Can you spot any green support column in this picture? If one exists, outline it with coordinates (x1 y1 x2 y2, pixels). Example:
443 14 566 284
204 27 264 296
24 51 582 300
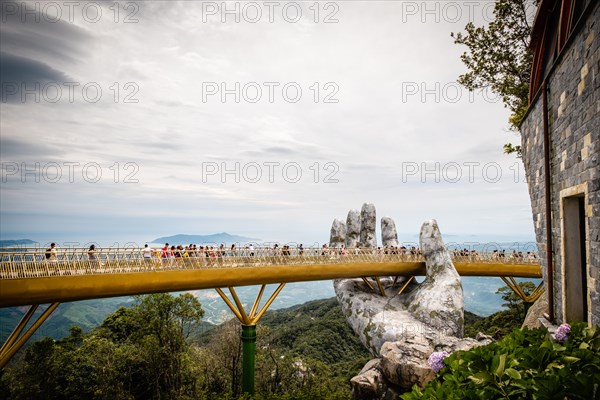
241 324 257 396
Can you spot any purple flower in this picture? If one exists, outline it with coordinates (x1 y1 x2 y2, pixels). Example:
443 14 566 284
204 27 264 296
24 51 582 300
553 323 571 343
428 351 450 373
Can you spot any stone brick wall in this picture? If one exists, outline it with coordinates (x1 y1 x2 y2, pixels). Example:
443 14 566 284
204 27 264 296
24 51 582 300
520 2 599 325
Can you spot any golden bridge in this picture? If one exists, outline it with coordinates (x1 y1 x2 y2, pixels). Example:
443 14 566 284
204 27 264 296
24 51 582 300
0 246 544 392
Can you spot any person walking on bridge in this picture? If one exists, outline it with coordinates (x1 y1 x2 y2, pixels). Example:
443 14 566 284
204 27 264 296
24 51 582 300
49 243 58 263
87 244 99 272
142 244 153 268
161 243 170 267
45 243 58 275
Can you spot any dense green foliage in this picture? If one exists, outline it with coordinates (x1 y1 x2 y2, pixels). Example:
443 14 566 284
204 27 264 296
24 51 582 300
1 290 553 400
451 0 539 154
193 298 371 398
260 298 372 384
1 293 205 400
0 296 367 400
402 323 600 399
464 310 521 339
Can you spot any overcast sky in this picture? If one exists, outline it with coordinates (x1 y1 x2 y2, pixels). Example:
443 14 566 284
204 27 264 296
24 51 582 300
0 0 536 247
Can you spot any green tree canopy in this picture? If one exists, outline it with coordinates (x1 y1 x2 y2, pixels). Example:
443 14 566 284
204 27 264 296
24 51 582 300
451 0 540 154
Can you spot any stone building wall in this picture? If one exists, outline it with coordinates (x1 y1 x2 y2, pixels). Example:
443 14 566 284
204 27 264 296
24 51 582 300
520 2 599 325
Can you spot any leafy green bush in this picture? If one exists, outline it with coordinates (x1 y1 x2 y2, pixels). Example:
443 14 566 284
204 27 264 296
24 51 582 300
402 323 600 400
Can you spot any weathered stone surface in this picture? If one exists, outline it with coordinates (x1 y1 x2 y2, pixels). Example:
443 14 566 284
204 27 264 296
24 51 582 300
350 359 387 400
404 220 464 337
360 203 377 248
346 210 361 249
383 385 403 400
379 333 492 390
380 336 434 389
350 369 386 400
522 295 549 329
335 220 466 353
335 277 423 355
381 217 399 247
475 332 494 342
359 358 382 374
519 2 599 325
335 216 489 392
432 334 492 353
329 218 347 248
336 274 489 356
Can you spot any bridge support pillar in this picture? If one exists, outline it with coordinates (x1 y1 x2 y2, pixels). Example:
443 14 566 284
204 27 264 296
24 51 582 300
500 277 546 306
241 324 257 395
0 302 60 369
215 283 286 397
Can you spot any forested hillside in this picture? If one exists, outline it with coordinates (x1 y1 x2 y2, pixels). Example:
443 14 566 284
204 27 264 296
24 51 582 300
0 295 369 399
0 294 525 399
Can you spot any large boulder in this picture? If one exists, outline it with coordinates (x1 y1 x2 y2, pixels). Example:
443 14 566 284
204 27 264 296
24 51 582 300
380 333 492 390
380 335 435 389
381 217 399 247
350 359 388 400
346 210 361 249
330 219 347 248
360 203 377 248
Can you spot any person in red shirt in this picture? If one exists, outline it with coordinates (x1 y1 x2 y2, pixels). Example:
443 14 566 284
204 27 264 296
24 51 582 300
161 243 170 267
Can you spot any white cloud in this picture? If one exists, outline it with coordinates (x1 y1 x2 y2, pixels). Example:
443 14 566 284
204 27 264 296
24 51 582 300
0 1 535 245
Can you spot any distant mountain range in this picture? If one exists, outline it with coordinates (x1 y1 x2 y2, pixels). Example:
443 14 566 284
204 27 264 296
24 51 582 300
0 297 135 342
0 239 37 247
150 232 260 245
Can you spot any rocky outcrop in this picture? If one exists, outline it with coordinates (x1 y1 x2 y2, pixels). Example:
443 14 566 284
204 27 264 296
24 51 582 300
349 321 492 397
330 219 347 248
380 333 491 390
522 295 548 329
381 217 399 247
360 203 377 248
350 359 388 399
380 335 435 389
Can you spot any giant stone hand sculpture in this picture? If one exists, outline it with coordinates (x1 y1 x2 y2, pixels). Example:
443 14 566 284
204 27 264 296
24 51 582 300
329 204 492 396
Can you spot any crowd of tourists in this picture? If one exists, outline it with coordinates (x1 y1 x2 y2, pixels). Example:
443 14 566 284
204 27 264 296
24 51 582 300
451 248 538 261
319 244 423 257
36 243 538 269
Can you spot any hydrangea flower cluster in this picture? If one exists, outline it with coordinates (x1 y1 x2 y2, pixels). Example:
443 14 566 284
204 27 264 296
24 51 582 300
427 351 450 373
553 323 571 343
